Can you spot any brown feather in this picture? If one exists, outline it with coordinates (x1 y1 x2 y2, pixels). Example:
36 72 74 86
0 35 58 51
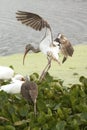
62 57 67 63
21 80 38 116
54 34 74 63
16 11 50 31
56 34 74 57
21 80 38 104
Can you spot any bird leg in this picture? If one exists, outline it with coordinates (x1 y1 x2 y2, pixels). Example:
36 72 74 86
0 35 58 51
44 59 51 75
39 57 52 81
34 100 37 117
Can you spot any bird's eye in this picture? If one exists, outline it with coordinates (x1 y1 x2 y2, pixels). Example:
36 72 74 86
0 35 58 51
58 43 60 46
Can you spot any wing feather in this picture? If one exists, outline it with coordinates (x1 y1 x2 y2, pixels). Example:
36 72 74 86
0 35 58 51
65 42 74 56
16 11 50 31
55 34 74 56
54 34 74 63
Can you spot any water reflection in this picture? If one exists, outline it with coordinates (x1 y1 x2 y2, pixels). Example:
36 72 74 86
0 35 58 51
0 0 87 56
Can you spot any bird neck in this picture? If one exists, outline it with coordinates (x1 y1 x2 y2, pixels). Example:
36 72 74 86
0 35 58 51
31 46 40 53
45 28 52 36
45 28 53 41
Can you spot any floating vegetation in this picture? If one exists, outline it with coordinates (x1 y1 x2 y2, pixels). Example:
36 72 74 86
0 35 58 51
73 72 79 76
0 73 87 130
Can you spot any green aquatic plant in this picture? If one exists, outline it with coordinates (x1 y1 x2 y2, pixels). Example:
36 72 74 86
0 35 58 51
0 73 87 130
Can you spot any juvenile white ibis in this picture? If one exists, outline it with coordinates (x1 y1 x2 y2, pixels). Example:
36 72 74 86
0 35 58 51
16 11 74 80
0 66 14 80
54 33 74 63
21 78 38 116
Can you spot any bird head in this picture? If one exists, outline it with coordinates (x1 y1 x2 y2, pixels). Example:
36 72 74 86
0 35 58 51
23 44 33 65
12 74 25 82
57 33 68 44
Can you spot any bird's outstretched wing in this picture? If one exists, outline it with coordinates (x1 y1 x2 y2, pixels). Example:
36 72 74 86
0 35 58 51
54 33 74 63
16 11 50 31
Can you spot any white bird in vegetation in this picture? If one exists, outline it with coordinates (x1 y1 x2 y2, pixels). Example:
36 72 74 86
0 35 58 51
0 74 25 94
16 11 74 80
0 66 14 80
0 74 38 115
12 74 25 83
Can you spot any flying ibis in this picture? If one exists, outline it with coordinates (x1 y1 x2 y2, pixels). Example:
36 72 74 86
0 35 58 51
16 11 74 80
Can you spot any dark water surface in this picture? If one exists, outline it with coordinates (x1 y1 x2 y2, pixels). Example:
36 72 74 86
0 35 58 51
0 0 87 56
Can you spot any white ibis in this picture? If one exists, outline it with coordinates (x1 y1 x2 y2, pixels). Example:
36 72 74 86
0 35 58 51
0 74 25 94
0 66 14 80
21 78 38 116
16 11 74 80
0 75 38 116
11 74 25 83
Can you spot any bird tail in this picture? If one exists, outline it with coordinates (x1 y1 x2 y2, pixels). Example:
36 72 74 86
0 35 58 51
62 57 67 63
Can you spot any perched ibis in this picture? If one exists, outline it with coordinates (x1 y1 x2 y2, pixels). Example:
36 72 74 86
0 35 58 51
0 74 25 94
12 74 25 83
0 74 38 115
16 11 74 80
21 77 38 116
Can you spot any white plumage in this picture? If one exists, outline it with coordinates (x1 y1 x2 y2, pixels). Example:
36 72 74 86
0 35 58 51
12 74 25 83
39 29 60 62
0 74 25 94
0 81 23 94
16 11 74 80
0 66 14 80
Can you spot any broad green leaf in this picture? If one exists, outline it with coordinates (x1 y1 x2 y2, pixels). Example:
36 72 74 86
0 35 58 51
48 108 52 116
37 112 46 125
57 108 64 119
81 112 87 122
0 126 5 130
5 125 16 130
31 127 40 130
19 105 29 117
14 119 30 126
0 73 87 130
56 121 66 130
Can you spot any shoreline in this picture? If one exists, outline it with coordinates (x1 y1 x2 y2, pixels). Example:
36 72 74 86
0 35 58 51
0 44 87 86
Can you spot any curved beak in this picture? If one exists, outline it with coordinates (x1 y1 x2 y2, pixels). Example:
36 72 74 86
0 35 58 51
23 48 30 65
